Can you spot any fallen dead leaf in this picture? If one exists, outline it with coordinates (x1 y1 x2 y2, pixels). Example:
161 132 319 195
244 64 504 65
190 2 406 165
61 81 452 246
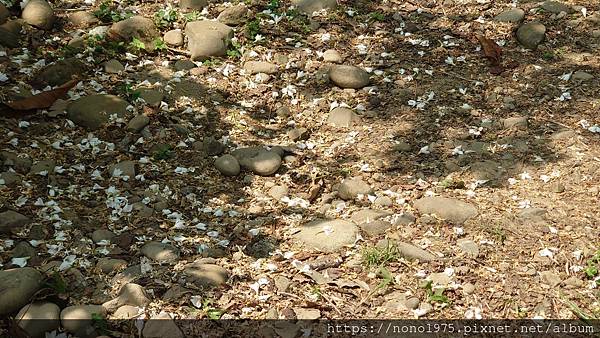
5 78 79 111
476 34 502 67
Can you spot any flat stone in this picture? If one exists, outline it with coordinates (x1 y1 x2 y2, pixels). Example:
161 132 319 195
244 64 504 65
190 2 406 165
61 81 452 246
138 89 164 107
337 177 372 200
572 71 594 81
494 8 525 22
541 1 573 14
102 283 150 312
394 241 436 261
33 58 85 88
164 29 184 46
293 307 320 319
215 154 240 176
350 209 392 224
413 196 478 224
91 229 115 243
327 107 360 127
516 22 546 49
463 283 476 294
69 11 98 27
107 16 159 47
292 0 337 14
518 207 547 222
217 4 249 25
112 305 141 319
503 116 528 129
174 59 196 71
185 20 233 61
16 302 61 338
112 264 143 285
562 276 583 288
60 305 106 338
231 147 282 176
457 239 480 256
179 0 207 11
323 49 343 63
109 160 135 179
391 212 416 225
274 276 291 293
22 0 55 30
67 94 129 130
96 258 127 274
142 312 183 338
0 210 31 234
359 220 392 237
0 268 42 316
183 263 229 287
244 61 278 74
0 4 8 25
329 65 370 89
293 219 358 252
141 241 180 264
103 59 124 73
373 196 393 206
540 271 561 287
429 272 452 286
0 26 20 48
29 159 55 175
269 185 288 200
12 241 36 259
127 114 150 132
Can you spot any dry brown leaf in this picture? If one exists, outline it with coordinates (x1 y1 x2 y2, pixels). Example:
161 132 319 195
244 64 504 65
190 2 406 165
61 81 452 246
5 78 80 111
476 34 502 66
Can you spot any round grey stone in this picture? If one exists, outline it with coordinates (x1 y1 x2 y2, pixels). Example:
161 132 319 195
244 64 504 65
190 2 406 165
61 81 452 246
217 4 249 25
329 65 370 89
327 107 360 127
493 8 525 22
516 22 546 49
323 49 343 63
183 263 229 287
337 178 372 200
0 268 43 315
69 11 98 27
60 305 106 337
164 29 184 46
103 59 124 73
215 154 240 176
16 302 61 338
22 0 55 30
67 94 129 130
126 114 150 132
293 219 358 252
140 241 180 263
243 61 278 74
179 0 207 11
102 283 150 312
0 210 31 234
413 196 478 224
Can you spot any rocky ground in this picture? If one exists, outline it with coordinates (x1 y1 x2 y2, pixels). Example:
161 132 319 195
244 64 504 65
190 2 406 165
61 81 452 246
1 0 600 336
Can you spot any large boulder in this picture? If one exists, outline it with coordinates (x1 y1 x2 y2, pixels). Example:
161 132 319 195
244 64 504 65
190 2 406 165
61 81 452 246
185 20 233 61
67 94 129 129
